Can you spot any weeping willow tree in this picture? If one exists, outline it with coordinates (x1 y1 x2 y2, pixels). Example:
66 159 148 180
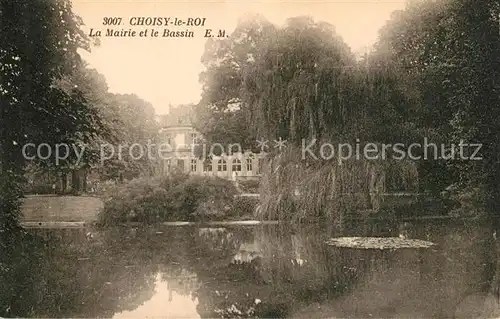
238 17 419 223
195 13 276 151
241 17 359 143
196 14 423 223
257 146 418 224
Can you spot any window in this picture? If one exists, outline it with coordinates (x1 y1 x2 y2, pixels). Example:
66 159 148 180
217 159 227 171
165 134 172 146
232 159 242 172
246 158 253 172
190 132 198 145
203 160 212 171
191 159 197 172
166 159 171 173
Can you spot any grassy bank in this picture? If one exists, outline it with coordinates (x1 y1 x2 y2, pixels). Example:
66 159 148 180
98 173 259 226
21 195 103 222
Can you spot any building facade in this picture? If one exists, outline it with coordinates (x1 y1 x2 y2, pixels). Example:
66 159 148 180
158 105 265 181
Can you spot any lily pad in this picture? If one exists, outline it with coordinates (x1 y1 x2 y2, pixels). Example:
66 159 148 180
325 237 435 249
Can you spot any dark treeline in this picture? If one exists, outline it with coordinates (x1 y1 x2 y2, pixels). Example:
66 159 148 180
195 2 500 223
0 0 158 245
1 0 500 241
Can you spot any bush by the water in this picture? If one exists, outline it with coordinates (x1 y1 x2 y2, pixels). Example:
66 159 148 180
237 179 261 193
98 173 251 225
230 196 260 220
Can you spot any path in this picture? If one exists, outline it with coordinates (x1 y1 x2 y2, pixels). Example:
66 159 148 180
21 195 103 226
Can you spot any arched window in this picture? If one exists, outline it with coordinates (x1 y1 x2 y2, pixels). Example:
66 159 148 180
217 159 227 171
232 159 242 172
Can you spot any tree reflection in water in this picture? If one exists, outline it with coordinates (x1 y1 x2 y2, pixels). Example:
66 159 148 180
1 221 500 318
0 227 157 318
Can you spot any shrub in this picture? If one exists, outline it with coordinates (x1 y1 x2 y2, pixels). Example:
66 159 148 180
24 184 55 195
98 173 239 225
0 170 24 248
168 175 238 221
447 186 486 217
238 179 261 193
227 196 260 220
98 176 166 225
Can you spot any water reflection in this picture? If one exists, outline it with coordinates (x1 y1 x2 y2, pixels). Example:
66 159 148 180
113 273 200 319
1 220 500 318
233 238 262 264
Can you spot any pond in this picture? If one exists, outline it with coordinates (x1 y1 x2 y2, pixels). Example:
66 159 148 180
2 219 500 318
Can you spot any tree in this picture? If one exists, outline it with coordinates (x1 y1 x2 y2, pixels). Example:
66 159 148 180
99 93 158 181
32 66 118 194
242 16 357 144
373 0 500 208
195 13 276 150
48 66 159 187
0 0 104 241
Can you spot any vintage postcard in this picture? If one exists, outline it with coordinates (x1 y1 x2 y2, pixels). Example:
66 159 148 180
1 0 500 318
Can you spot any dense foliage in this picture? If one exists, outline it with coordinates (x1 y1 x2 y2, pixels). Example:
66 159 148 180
0 0 100 243
196 1 500 223
238 179 261 193
2 0 500 235
98 174 249 225
0 0 160 242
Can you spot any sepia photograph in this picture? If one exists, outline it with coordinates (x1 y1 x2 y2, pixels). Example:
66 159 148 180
1 0 500 317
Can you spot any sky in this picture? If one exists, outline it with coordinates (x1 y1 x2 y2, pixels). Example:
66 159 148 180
72 0 407 115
